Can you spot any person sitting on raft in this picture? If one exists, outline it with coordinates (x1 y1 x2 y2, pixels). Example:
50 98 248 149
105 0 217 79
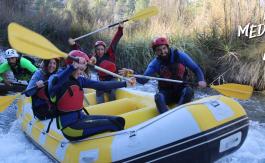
48 50 136 141
119 37 207 114
25 58 60 120
0 49 37 85
69 24 124 104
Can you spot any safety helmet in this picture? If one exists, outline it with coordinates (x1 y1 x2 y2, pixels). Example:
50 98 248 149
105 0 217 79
5 49 19 58
65 50 90 65
151 37 169 49
94 41 106 48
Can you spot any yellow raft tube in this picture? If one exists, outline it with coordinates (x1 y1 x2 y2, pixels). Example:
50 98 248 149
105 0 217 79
16 88 249 163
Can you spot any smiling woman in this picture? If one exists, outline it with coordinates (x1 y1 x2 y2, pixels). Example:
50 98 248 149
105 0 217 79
47 50 136 141
24 58 59 120
42 59 59 75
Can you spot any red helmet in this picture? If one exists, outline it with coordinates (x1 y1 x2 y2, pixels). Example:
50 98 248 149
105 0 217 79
151 37 169 49
65 50 90 65
95 41 106 48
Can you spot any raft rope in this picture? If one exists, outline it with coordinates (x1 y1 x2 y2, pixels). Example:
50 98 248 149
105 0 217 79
210 68 231 85
23 95 226 144
68 96 223 143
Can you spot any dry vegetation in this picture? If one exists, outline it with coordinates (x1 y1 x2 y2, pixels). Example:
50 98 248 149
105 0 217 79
1 0 265 89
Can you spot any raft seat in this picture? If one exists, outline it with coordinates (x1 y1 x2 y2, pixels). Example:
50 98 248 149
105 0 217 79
85 97 148 116
120 105 158 129
118 100 183 129
84 90 130 107
83 89 157 128
84 92 96 106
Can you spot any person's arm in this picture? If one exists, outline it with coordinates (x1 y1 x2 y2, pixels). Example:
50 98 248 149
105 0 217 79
71 43 81 50
178 51 205 81
68 38 81 50
48 65 75 98
20 57 37 73
107 26 123 62
68 38 89 53
79 77 126 91
0 62 11 74
25 70 43 96
137 59 159 84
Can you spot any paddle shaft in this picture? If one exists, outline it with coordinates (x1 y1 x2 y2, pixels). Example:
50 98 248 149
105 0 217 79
20 57 129 94
0 82 28 87
3 66 203 95
73 19 128 41
72 6 158 41
21 81 48 95
87 63 130 82
132 74 196 85
9 81 28 86
133 75 252 100
0 83 27 92
67 56 129 81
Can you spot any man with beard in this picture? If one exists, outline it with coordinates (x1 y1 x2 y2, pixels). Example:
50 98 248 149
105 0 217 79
0 49 37 85
119 37 207 114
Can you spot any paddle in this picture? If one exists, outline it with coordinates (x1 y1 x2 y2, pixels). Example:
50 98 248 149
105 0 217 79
72 6 159 41
8 22 74 60
8 22 130 81
0 95 19 112
131 74 195 85
211 84 253 100
0 82 27 92
129 74 253 100
1 22 132 112
0 82 44 112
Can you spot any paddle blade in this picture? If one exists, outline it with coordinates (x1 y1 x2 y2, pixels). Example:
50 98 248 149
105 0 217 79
8 22 67 59
130 6 159 21
0 95 19 112
211 83 253 100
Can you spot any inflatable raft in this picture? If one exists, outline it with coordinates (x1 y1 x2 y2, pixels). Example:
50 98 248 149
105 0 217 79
16 88 249 163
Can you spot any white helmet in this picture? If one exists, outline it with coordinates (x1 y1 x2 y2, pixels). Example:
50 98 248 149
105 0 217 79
5 49 19 58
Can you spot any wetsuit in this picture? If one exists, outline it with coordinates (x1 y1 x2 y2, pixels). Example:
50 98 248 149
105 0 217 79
48 65 127 141
137 48 205 113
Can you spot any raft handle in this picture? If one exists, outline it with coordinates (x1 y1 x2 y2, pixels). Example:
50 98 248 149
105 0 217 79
210 100 220 107
41 130 46 135
129 130 136 137
60 142 67 148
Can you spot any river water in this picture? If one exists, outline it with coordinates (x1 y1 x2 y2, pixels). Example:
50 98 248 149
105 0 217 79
0 82 264 163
